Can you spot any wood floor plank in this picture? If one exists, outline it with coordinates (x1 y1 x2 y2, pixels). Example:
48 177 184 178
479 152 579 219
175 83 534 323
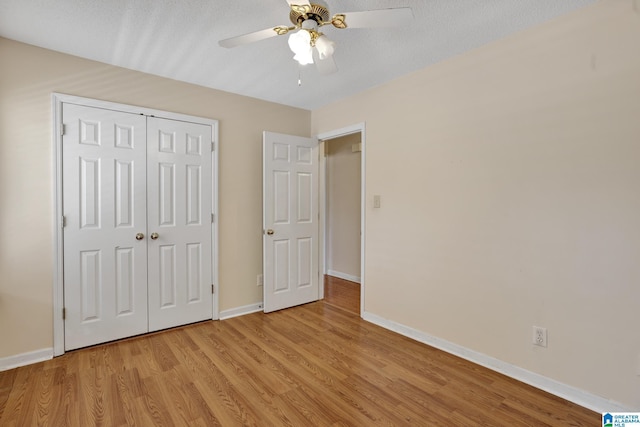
0 299 599 426
0 368 15 419
32 367 58 427
3 365 44 427
137 375 180 427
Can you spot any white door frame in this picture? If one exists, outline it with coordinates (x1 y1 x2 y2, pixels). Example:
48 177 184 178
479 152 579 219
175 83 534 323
51 93 219 356
317 123 366 317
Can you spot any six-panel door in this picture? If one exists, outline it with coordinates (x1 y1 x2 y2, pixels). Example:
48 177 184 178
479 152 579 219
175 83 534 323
263 131 319 313
63 104 149 350
147 117 213 331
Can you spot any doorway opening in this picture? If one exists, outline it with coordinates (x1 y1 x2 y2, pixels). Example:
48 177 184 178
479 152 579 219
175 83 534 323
318 123 365 317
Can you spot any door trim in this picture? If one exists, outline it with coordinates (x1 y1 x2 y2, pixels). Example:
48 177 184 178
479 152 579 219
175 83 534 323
317 123 366 317
51 93 219 356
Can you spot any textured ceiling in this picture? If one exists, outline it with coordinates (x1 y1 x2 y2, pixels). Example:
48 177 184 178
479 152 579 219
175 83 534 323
0 0 596 110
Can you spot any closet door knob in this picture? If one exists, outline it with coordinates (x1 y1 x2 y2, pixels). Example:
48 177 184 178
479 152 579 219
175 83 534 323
150 232 159 240
135 233 144 240
266 229 274 235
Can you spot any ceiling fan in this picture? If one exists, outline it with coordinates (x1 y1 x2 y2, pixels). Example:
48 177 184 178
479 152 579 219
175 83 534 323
218 0 413 75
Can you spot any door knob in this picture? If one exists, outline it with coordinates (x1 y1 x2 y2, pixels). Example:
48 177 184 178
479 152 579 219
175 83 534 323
266 229 274 235
150 232 159 240
135 233 144 240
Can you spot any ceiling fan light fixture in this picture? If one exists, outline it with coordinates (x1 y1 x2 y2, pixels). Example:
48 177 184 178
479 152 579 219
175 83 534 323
288 30 314 65
219 2 413 76
315 34 335 60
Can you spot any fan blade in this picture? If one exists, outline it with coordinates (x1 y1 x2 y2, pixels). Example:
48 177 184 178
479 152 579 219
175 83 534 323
219 27 281 48
286 0 311 14
287 0 311 15
333 7 413 29
312 49 338 75
285 0 311 7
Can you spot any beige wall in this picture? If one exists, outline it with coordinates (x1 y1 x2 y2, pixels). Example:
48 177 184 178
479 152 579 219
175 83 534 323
312 1 640 409
326 133 361 279
0 37 310 359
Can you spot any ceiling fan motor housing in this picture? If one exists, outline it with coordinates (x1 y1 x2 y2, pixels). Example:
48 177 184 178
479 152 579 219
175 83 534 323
289 2 330 26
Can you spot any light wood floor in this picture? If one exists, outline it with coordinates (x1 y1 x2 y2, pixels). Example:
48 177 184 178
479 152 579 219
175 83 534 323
323 274 361 315
1 292 597 426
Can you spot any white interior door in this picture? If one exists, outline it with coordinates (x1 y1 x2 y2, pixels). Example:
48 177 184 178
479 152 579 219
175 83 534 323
147 117 213 331
63 104 148 350
263 131 319 313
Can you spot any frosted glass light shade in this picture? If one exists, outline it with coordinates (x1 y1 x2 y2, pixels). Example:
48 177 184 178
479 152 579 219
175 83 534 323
315 35 335 60
288 30 314 65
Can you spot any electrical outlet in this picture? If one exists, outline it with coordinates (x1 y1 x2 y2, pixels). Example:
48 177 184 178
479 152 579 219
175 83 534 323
257 274 263 287
532 326 547 347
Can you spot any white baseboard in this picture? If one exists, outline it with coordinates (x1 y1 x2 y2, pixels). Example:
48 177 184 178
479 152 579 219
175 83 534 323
0 348 53 372
362 311 630 413
219 302 264 320
327 270 361 284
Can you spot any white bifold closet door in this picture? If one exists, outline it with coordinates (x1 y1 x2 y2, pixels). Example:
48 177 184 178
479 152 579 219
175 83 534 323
62 104 212 351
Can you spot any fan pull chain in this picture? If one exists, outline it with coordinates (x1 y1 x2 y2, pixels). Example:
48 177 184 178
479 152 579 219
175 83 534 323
298 69 302 87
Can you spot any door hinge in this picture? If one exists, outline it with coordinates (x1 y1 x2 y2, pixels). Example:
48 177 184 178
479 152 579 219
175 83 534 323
211 141 215 152
211 284 215 294
62 308 66 320
60 124 66 136
61 215 66 228
211 213 215 223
